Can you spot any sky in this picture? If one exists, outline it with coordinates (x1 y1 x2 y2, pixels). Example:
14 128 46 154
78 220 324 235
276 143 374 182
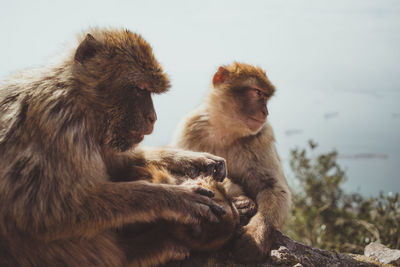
1 0 399 196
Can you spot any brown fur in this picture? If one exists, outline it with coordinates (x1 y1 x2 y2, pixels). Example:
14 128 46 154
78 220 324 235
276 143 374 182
118 172 240 263
0 28 228 267
172 176 239 251
173 62 292 262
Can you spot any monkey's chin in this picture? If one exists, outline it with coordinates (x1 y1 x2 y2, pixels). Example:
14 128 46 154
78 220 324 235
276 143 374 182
246 118 265 133
129 131 145 144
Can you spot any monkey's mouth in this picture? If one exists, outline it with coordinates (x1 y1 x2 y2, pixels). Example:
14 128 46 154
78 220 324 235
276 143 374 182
249 117 265 124
246 117 265 131
129 130 145 143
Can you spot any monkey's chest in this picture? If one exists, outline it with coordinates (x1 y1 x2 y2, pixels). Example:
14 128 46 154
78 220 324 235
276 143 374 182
212 145 256 179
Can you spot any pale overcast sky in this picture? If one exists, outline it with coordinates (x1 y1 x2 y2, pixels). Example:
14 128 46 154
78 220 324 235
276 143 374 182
1 0 399 196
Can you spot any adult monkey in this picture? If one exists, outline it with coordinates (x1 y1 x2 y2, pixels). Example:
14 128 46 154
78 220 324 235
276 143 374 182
0 28 228 267
174 62 291 262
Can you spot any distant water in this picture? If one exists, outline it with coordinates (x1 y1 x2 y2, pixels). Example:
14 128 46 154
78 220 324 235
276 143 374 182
270 86 400 197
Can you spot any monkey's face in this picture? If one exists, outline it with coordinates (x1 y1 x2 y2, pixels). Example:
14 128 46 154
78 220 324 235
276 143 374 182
233 87 269 133
105 85 157 151
212 63 275 135
72 30 170 151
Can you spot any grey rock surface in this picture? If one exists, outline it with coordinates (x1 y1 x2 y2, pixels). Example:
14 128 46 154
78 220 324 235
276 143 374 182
364 242 400 265
164 229 377 267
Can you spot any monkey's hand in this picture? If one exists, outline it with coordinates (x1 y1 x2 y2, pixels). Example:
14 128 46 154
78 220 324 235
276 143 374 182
231 195 257 226
168 151 227 182
232 219 273 262
142 148 227 182
164 183 227 225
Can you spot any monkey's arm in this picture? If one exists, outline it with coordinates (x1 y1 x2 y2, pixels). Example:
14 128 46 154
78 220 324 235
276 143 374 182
233 180 290 260
6 180 225 241
134 146 227 182
233 145 291 261
104 147 226 183
241 170 291 228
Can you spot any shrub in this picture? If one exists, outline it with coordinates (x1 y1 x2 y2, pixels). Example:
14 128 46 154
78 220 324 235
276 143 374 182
284 141 400 254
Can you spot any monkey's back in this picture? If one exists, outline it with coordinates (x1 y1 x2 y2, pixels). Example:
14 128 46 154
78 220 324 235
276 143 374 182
0 58 121 267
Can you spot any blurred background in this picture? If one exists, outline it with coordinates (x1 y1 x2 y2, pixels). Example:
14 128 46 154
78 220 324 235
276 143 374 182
1 0 399 254
1 2 399 198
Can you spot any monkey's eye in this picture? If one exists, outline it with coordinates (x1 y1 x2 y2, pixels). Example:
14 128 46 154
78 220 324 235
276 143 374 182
255 89 262 97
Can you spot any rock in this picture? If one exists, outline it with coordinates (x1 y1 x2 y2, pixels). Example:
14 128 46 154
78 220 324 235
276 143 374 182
270 246 299 265
364 242 400 265
164 229 377 267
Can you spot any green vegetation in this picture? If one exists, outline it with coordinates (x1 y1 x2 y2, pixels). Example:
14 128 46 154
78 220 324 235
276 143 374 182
283 141 400 254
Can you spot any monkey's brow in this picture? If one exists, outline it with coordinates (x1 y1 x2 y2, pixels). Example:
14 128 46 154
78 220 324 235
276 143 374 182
232 85 253 92
254 87 273 98
249 86 269 97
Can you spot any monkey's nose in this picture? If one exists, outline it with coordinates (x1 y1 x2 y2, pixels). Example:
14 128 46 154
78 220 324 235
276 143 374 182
262 106 269 118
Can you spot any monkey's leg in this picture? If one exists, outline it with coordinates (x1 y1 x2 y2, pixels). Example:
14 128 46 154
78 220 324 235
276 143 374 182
232 184 290 262
138 147 227 182
119 224 190 267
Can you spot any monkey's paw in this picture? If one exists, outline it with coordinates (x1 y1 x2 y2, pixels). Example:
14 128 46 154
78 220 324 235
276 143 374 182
231 195 257 225
169 183 227 224
232 225 271 262
174 152 227 182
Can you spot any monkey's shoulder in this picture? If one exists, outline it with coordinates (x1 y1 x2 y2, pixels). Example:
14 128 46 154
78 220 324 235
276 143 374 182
174 106 214 150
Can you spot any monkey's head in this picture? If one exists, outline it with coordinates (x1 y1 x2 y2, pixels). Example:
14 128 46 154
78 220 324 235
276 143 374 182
72 28 170 151
208 62 275 137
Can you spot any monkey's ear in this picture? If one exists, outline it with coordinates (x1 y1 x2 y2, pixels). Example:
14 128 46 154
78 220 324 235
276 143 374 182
74 34 102 63
212 66 229 86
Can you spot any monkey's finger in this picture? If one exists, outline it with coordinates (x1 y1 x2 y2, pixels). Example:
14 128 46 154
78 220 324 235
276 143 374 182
194 195 227 220
193 186 215 198
197 204 220 223
232 196 250 207
233 199 249 209
206 160 227 182
209 202 227 218
213 161 227 182
236 202 256 211
237 207 257 217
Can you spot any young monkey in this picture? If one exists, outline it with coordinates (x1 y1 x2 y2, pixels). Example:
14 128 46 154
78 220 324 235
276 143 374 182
173 62 291 262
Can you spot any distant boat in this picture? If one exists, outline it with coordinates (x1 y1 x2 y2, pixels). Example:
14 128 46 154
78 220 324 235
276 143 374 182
324 112 339 120
339 153 388 160
285 129 303 136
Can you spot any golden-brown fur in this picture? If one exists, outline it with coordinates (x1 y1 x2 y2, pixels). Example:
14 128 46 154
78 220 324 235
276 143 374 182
172 176 239 251
0 28 228 267
173 62 292 262
119 172 240 265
